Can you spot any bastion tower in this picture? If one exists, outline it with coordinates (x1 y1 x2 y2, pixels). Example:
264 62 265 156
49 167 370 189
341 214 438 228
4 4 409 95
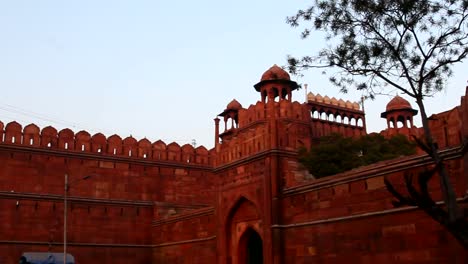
212 65 367 263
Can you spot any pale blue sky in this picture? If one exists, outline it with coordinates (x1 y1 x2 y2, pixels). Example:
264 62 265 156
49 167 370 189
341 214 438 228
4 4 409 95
0 1 466 148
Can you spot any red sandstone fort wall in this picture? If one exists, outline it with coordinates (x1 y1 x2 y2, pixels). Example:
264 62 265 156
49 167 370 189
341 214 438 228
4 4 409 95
215 157 270 264
280 154 315 188
462 87 468 198
152 207 216 263
217 97 366 167
218 100 311 165
0 121 216 203
280 210 466 263
0 121 213 166
0 84 466 264
0 122 216 263
278 148 467 263
428 106 463 150
0 197 153 264
462 87 468 137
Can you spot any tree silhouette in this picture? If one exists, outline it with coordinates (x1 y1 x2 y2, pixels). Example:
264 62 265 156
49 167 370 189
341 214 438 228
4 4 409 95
287 0 468 247
299 133 416 177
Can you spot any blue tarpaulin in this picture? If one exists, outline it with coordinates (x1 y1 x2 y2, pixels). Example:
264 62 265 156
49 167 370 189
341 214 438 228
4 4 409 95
21 252 75 264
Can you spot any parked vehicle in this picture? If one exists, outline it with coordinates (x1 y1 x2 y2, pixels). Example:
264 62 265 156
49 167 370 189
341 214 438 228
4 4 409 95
19 253 74 264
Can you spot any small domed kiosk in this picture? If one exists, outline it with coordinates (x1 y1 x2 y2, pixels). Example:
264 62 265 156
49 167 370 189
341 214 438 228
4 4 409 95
218 99 243 131
381 95 418 129
254 65 299 103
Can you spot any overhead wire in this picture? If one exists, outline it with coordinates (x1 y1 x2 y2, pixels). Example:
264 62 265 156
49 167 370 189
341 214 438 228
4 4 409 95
0 102 83 128
0 102 197 145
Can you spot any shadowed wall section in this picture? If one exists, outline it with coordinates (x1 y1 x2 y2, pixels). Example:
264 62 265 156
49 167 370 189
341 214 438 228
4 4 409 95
0 124 215 263
0 69 466 263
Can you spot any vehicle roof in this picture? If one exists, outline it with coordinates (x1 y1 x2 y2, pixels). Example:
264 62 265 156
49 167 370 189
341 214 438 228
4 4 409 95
22 252 74 264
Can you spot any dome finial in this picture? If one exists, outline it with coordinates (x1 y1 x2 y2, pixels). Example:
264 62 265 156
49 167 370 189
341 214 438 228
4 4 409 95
226 99 242 111
386 95 412 111
260 65 291 82
253 64 299 92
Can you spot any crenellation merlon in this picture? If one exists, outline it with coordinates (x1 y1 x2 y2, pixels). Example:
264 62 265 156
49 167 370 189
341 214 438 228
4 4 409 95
0 120 213 165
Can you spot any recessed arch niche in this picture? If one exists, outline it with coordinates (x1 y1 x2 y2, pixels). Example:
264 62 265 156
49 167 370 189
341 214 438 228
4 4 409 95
225 196 262 264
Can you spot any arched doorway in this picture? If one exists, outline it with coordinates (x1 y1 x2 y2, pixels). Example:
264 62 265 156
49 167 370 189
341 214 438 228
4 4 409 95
239 228 263 264
246 231 263 263
224 196 263 264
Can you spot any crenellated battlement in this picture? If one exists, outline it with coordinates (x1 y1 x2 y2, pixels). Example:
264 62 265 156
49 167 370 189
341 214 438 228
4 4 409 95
0 65 466 263
306 92 366 136
237 101 266 128
307 92 360 110
237 100 311 127
0 120 213 166
215 88 368 165
220 100 311 136
215 99 314 165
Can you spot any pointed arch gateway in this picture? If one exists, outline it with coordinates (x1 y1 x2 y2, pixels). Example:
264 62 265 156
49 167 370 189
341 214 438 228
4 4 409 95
238 228 264 264
225 196 263 264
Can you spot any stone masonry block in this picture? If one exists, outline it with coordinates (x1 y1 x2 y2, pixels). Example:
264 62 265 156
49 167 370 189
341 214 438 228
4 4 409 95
350 181 366 193
366 176 385 190
333 184 349 196
382 223 416 237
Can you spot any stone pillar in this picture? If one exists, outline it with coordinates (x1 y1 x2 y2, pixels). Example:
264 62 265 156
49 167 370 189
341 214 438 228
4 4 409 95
214 118 220 152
